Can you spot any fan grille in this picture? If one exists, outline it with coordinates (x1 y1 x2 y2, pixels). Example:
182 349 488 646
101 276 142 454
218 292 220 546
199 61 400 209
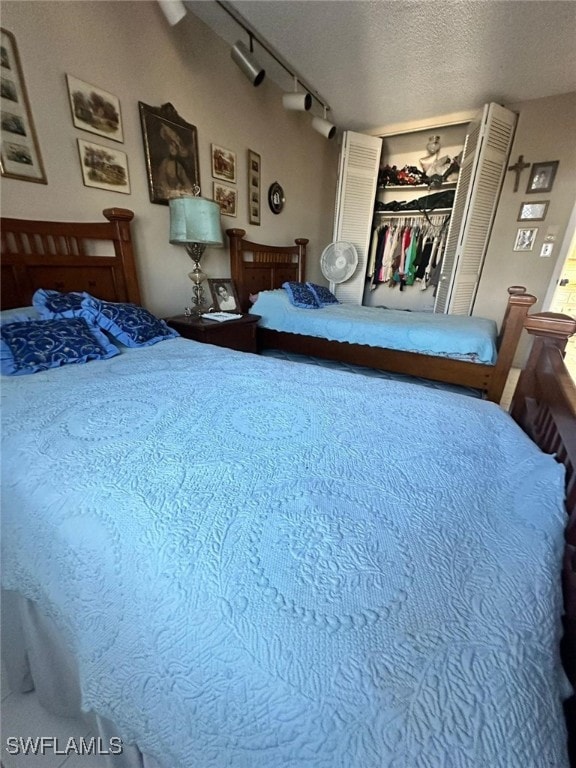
320 242 358 284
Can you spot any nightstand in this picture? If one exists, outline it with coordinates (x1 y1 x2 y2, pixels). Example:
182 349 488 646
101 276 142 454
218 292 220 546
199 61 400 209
166 314 261 353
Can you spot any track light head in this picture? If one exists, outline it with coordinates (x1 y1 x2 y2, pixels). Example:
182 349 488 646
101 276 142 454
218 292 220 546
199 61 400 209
158 0 187 26
312 115 336 140
282 92 312 112
231 40 266 87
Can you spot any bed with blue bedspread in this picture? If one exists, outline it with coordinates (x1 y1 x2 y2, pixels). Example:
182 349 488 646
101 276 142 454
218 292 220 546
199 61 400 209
228 228 537 403
2 210 575 768
251 287 499 362
0 335 572 767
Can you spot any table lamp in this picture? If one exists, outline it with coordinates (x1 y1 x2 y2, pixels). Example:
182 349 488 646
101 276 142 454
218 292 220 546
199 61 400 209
169 194 224 316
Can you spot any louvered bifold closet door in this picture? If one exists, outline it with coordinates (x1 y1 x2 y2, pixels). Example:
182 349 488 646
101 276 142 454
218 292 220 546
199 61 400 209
434 102 517 315
332 131 382 303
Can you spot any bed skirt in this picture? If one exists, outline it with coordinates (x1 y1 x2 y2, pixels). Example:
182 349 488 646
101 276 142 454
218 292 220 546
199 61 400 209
1 589 162 768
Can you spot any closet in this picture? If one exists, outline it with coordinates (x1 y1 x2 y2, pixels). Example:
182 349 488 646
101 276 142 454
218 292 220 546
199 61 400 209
332 102 518 316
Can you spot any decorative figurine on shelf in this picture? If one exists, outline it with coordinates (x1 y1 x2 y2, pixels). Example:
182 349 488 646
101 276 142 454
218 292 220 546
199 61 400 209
419 133 462 188
426 135 441 155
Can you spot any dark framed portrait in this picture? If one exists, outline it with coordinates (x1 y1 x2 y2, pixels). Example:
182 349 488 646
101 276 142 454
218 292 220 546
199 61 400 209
208 279 240 313
526 161 559 194
138 101 200 205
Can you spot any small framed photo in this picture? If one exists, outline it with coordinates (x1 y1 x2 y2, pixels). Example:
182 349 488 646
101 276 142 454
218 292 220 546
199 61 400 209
66 75 123 143
211 144 236 183
0 27 47 184
77 138 130 194
526 161 558 194
213 181 237 217
513 227 538 252
518 200 549 222
208 279 240 313
248 149 261 225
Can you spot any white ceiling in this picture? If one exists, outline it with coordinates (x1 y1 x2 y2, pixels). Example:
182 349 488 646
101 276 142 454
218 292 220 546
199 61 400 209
185 0 576 133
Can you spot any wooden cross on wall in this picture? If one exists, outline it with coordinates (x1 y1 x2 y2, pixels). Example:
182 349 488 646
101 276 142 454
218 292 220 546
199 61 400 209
507 155 530 192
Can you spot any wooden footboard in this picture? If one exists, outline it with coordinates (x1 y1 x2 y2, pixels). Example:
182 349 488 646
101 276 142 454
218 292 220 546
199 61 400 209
228 229 536 403
259 283 536 403
510 312 576 757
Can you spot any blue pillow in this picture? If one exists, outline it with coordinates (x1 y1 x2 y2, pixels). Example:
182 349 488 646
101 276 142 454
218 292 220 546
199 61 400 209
0 306 40 323
282 281 319 309
81 296 179 347
33 288 86 319
306 282 339 307
0 317 119 376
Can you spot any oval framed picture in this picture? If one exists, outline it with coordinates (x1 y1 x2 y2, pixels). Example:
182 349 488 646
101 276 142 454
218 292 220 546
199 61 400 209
268 181 285 214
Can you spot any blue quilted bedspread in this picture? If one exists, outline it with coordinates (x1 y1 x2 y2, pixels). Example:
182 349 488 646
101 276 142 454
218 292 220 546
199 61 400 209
1 338 570 767
251 289 498 363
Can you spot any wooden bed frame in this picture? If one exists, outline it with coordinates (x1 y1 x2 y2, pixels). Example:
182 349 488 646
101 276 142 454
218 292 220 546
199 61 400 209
228 228 537 403
1 209 575 757
1 207 140 309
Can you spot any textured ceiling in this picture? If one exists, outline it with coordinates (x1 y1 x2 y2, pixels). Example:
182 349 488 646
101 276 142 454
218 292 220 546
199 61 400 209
185 0 576 132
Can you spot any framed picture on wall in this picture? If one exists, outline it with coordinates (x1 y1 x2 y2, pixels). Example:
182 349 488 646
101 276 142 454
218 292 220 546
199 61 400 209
526 161 558 194
518 200 549 222
0 27 47 184
513 227 538 252
66 74 123 143
211 144 236 183
77 138 130 194
248 149 261 225
139 101 200 205
213 181 237 217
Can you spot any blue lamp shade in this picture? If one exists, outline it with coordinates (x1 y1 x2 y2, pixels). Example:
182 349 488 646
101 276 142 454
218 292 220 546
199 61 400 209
169 196 224 246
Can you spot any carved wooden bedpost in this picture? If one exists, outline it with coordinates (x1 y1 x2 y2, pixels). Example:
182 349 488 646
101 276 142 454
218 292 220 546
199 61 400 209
103 208 141 305
486 286 536 403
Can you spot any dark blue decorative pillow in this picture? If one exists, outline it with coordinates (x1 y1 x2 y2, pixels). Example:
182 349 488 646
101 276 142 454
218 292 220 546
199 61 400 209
306 282 339 307
33 288 86 319
0 317 119 376
81 296 179 347
282 281 320 309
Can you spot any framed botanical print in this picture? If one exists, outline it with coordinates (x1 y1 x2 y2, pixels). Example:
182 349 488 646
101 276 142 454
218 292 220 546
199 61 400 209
66 75 123 142
139 101 200 205
248 149 261 225
0 28 47 183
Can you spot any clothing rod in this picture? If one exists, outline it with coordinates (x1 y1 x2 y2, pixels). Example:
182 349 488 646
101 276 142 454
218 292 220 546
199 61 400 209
216 0 330 113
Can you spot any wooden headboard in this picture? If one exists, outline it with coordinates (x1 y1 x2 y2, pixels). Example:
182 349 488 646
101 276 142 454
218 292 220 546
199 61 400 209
1 208 141 309
227 228 308 312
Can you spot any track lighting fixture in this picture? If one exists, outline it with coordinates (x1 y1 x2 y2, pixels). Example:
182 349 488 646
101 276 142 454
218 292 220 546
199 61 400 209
158 0 187 26
217 2 336 135
231 38 266 87
282 77 312 112
312 107 336 140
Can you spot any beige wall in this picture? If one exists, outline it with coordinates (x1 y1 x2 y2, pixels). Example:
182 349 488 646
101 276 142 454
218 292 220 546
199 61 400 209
474 92 576 360
1 1 338 316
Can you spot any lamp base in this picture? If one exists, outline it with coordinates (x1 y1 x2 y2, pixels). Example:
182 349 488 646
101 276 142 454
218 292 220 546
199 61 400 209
185 244 210 316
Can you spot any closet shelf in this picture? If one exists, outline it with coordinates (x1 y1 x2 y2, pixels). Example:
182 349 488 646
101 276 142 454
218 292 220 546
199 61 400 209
375 207 453 216
377 182 458 191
